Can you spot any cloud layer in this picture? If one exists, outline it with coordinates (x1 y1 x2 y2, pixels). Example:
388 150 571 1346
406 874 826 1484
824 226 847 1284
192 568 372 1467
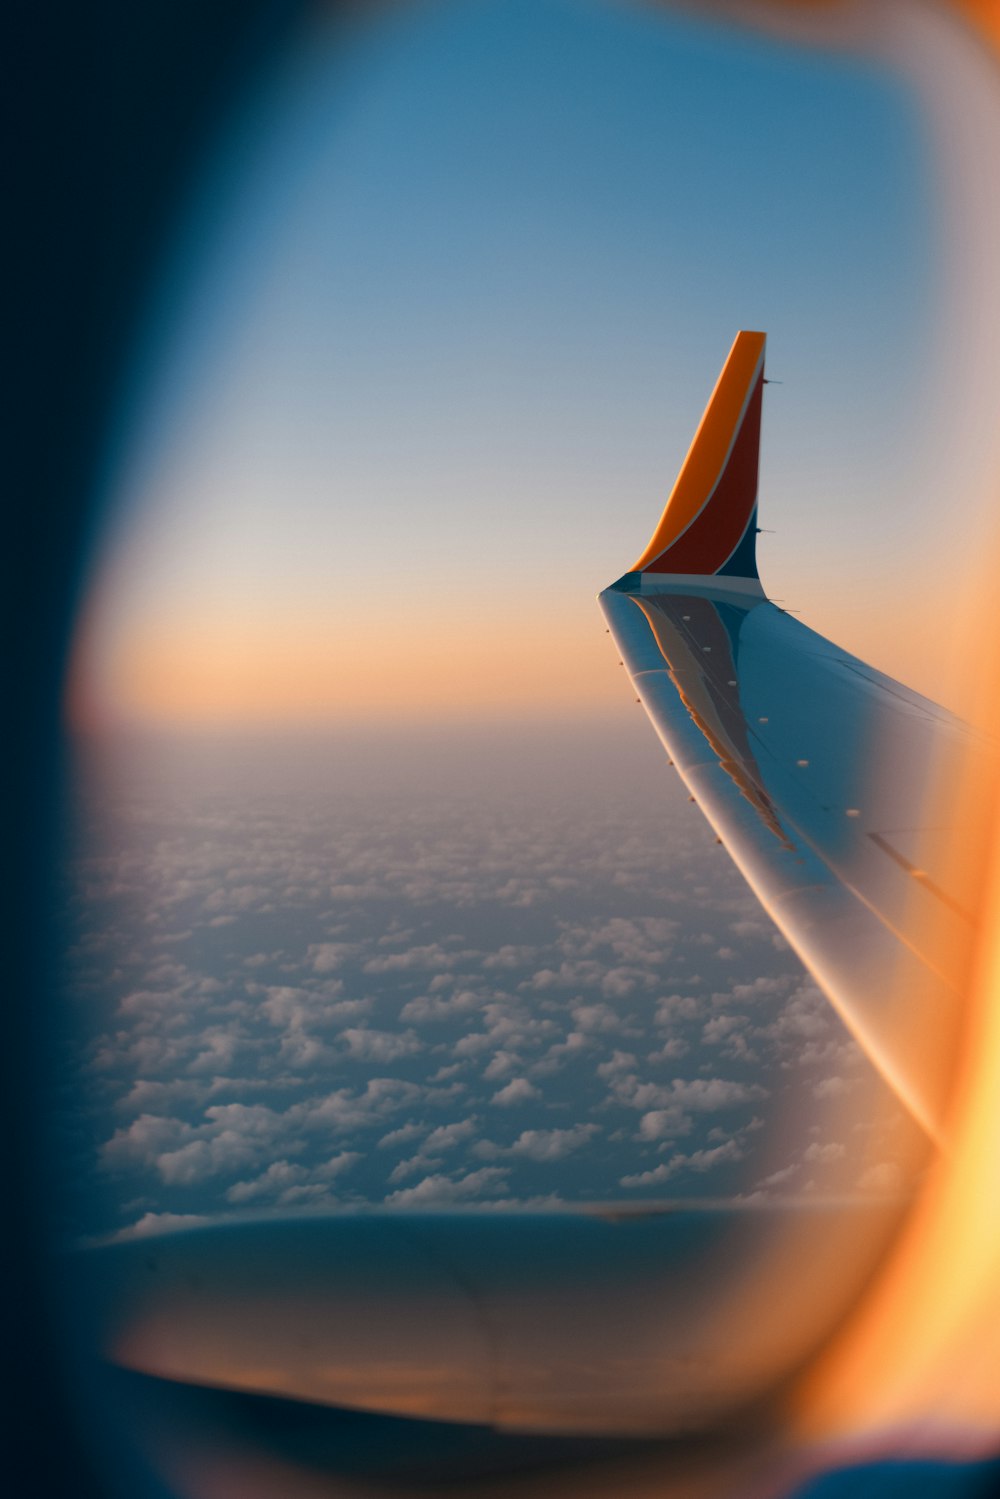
59 730 913 1240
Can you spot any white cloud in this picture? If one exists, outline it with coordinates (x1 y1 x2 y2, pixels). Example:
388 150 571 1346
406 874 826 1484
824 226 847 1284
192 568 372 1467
327 883 383 900
341 1027 424 1062
814 1075 853 1099
596 1050 637 1079
636 1110 689 1142
730 919 768 939
400 990 479 1022
728 976 794 1004
102 1113 194 1171
614 1075 767 1117
385 1167 510 1208
115 1079 203 1113
384 1118 477 1181
619 1163 673 1188
557 917 677 965
226 1160 311 1203
154 1103 290 1184
186 1026 250 1075
117 987 191 1018
771 991 830 1042
453 1032 493 1057
363 944 459 975
316 1150 362 1179
377 926 416 947
491 1078 541 1107
702 1014 744 1043
429 1062 465 1083
388 1153 444 1184
478 1125 600 1162
112 1212 211 1241
423 1119 477 1152
306 1078 424 1130
803 1141 846 1164
483 1050 520 1081
571 1002 624 1034
277 1031 332 1068
377 1121 426 1150
478 1000 557 1051
648 1038 689 1062
522 961 603 993
483 945 537 970
203 884 273 915
654 994 700 1026
752 1164 799 1194
620 1138 744 1188
534 1030 591 1073
600 969 644 1000
259 986 365 1030
308 943 355 973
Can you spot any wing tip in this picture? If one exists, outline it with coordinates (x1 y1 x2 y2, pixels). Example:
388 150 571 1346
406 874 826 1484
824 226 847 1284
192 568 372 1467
630 330 767 582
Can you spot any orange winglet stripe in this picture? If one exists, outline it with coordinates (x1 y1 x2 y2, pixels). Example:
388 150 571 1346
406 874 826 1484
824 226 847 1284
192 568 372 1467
631 330 766 574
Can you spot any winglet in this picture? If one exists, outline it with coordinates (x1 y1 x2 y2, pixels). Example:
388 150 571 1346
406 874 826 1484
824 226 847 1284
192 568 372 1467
628 331 766 582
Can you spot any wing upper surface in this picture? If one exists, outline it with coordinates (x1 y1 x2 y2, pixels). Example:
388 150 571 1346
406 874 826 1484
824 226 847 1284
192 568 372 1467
602 334 991 1136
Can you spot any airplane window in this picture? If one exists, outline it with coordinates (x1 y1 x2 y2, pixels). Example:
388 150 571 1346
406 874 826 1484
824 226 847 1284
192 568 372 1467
29 2 1000 1495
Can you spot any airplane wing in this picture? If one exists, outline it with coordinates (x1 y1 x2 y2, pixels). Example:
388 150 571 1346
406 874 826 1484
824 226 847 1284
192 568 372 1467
599 331 989 1139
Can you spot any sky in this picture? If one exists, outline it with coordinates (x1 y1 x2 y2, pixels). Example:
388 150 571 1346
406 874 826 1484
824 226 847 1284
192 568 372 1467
72 0 990 731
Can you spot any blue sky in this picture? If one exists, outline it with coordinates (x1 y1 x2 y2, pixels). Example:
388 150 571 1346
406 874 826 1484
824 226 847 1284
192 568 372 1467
81 0 945 726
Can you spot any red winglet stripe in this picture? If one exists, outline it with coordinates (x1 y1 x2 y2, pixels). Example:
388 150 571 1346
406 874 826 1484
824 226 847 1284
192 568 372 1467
644 370 764 574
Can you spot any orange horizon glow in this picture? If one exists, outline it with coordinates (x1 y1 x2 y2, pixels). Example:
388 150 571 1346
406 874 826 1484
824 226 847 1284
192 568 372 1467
70 558 986 732
67 597 632 732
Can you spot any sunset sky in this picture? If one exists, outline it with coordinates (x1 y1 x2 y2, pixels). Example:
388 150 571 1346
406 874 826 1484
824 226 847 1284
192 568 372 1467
71 0 1000 731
